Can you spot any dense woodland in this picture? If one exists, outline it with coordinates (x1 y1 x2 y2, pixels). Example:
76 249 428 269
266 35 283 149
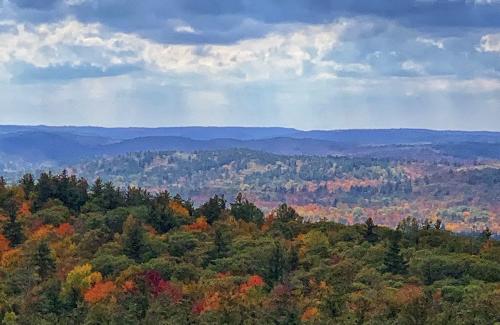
67 149 500 233
0 172 498 324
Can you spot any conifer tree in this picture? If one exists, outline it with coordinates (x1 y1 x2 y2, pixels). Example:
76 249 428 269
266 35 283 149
3 198 24 247
383 232 408 274
123 216 146 261
364 217 379 243
33 240 56 280
268 240 286 283
3 215 23 247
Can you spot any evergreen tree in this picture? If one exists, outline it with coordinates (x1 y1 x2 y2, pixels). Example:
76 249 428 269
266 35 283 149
364 217 379 244
268 240 286 283
198 194 226 224
288 244 300 272
101 182 123 210
211 226 231 260
383 232 408 274
274 203 300 223
19 173 35 200
35 172 55 210
91 178 104 198
123 216 146 261
3 215 24 247
33 241 56 280
3 198 24 247
230 193 264 225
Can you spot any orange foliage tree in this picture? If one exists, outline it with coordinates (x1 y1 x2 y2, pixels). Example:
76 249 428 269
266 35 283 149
185 217 209 232
55 223 74 237
239 275 265 294
84 281 117 303
301 306 319 321
0 234 10 253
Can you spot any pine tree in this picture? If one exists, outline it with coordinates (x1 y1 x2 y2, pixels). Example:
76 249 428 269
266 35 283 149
123 216 146 261
364 217 379 244
33 241 56 280
230 193 264 225
198 194 226 224
212 227 230 259
383 233 408 274
3 215 24 247
268 240 286 283
19 173 35 199
3 199 24 247
91 178 103 198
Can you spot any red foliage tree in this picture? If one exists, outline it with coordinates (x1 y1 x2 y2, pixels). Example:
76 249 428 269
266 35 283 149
144 270 183 303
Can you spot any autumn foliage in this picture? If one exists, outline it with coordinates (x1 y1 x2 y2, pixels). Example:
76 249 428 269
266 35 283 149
55 223 74 237
84 281 116 303
301 306 319 321
0 234 10 253
185 217 209 232
239 275 265 294
144 270 183 302
0 172 498 324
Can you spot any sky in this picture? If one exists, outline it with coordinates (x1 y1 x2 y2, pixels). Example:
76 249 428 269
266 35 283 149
0 0 500 130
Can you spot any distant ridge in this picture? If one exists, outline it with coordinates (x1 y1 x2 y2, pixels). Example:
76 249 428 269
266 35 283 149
2 125 500 142
2 126 500 168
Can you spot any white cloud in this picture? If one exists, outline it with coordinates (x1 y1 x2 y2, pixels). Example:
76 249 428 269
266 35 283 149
479 33 500 52
401 60 425 74
174 24 197 34
416 36 444 49
312 72 337 80
0 18 352 80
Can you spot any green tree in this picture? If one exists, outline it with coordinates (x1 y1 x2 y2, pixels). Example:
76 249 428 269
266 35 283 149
19 173 35 200
32 240 56 280
274 203 300 223
167 232 198 257
397 216 420 246
198 194 226 224
3 211 24 247
122 216 146 261
383 232 408 275
230 193 264 225
268 240 287 283
210 226 231 261
364 217 379 244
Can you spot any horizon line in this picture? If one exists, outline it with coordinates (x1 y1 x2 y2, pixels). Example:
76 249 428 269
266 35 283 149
2 124 500 134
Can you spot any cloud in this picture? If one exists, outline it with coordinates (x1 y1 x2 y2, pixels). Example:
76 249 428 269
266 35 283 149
479 33 500 52
1 1 500 130
5 0 500 47
174 25 197 34
0 18 352 80
401 60 426 75
416 36 444 49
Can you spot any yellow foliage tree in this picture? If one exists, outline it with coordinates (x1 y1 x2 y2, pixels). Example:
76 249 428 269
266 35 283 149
62 263 102 298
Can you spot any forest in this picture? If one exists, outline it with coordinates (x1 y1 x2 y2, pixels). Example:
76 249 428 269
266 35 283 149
68 149 499 234
0 172 498 324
